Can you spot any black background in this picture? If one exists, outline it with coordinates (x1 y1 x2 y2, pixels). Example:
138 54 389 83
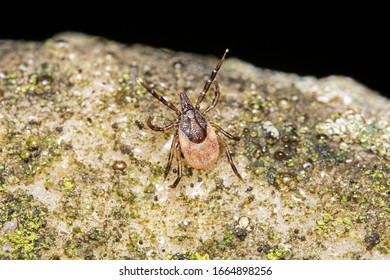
1 4 388 98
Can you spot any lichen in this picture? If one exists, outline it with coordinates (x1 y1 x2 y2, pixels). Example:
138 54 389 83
267 247 292 260
0 187 53 259
167 251 210 260
62 178 75 195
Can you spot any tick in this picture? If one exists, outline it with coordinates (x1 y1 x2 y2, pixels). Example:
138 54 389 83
137 49 243 188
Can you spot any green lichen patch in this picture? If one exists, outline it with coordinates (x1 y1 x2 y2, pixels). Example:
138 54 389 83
0 187 54 259
61 178 75 195
167 251 210 260
267 246 292 260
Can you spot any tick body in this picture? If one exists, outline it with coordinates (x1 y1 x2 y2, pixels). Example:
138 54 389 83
137 49 243 188
178 93 220 169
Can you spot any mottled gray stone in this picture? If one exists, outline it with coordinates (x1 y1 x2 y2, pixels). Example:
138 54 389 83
0 33 388 260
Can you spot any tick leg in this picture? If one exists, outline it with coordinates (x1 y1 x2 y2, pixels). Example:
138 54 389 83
202 81 220 114
147 117 179 132
216 132 243 181
137 78 182 116
195 49 229 110
169 140 182 188
212 123 240 141
164 133 179 179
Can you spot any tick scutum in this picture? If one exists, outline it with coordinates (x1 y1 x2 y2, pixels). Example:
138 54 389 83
180 92 207 144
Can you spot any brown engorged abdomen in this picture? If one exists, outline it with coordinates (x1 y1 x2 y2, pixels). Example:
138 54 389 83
178 121 220 169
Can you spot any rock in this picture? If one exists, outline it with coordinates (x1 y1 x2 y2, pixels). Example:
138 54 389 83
0 32 389 260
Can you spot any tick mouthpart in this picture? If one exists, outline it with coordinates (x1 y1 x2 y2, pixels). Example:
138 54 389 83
180 92 194 113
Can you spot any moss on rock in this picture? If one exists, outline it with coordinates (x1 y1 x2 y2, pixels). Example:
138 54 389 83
0 33 389 259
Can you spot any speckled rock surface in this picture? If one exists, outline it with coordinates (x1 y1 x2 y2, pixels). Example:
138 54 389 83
0 33 389 260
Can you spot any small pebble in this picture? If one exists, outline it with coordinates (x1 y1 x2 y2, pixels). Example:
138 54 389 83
112 161 127 171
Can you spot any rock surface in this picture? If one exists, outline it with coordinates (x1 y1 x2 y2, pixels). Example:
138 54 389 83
0 33 389 259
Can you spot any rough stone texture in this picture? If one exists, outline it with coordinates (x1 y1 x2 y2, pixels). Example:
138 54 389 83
0 33 389 260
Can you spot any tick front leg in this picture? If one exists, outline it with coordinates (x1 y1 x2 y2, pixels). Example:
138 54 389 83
164 133 179 179
169 140 182 188
195 49 229 110
137 78 182 116
147 117 179 132
216 132 243 181
212 123 240 141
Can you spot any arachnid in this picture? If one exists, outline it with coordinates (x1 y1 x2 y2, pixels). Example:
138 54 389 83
137 49 243 188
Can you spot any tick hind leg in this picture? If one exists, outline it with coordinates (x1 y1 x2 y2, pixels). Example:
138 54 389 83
212 123 240 141
169 139 182 188
216 132 243 181
164 134 179 179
